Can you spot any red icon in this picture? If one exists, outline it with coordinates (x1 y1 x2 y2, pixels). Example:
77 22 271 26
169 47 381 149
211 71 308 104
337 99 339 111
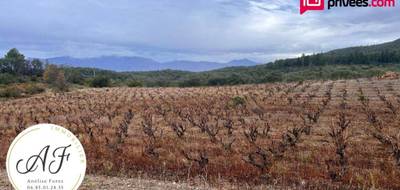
300 0 325 14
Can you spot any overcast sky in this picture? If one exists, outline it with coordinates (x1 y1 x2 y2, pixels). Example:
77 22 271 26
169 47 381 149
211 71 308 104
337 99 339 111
0 0 399 62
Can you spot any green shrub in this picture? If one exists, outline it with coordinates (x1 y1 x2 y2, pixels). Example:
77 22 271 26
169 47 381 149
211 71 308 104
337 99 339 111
329 70 354 79
208 78 228 86
0 86 22 98
263 72 283 83
65 72 85 85
179 78 202 87
0 73 18 85
90 76 111 88
127 80 143 87
230 96 246 107
208 75 246 86
24 83 45 95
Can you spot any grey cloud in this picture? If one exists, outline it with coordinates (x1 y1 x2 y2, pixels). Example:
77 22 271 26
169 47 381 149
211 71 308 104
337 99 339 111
0 0 398 62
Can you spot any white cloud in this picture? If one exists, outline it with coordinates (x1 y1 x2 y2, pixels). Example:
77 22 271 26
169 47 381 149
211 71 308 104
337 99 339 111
0 0 398 62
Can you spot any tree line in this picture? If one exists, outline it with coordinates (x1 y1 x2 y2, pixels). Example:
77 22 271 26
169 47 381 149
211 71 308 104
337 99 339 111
272 50 400 68
0 48 44 77
1 47 400 92
0 48 69 97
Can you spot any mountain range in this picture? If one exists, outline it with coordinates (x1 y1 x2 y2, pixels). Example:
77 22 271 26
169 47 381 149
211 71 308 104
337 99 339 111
46 56 258 72
52 38 400 87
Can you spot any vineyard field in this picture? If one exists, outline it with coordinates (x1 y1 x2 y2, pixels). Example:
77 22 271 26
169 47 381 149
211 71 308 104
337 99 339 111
1 78 400 189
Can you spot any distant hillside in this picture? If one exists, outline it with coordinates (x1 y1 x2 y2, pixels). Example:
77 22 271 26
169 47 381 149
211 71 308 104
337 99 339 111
49 56 159 72
227 59 259 67
328 38 400 55
47 56 258 72
188 38 400 85
60 38 400 87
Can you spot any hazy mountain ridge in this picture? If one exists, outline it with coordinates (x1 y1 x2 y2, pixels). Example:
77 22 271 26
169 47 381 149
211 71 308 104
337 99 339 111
38 38 400 87
47 56 258 72
48 39 400 73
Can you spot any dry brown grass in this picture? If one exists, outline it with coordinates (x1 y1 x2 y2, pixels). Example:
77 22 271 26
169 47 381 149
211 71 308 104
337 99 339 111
1 78 400 189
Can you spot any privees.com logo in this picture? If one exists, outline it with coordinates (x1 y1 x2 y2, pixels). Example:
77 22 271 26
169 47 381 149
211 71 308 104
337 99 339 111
300 0 396 14
6 124 86 190
300 0 325 14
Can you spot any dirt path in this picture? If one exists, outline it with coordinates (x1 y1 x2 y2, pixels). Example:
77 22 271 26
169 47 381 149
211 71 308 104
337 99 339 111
0 170 213 190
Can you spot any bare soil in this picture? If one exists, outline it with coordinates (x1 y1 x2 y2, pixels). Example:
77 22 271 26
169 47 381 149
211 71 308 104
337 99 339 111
0 170 212 190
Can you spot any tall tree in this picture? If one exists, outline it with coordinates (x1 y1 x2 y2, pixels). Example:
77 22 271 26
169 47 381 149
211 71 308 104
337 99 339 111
30 59 44 76
43 64 60 84
0 58 6 73
4 48 26 74
55 70 68 91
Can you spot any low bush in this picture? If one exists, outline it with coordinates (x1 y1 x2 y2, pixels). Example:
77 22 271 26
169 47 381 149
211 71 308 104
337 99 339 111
0 73 18 85
24 83 45 95
0 86 22 98
89 76 111 88
179 78 203 87
127 80 143 87
230 96 246 107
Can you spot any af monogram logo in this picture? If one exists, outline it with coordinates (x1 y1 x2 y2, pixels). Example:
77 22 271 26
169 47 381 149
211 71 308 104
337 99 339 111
6 124 86 190
300 0 325 14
